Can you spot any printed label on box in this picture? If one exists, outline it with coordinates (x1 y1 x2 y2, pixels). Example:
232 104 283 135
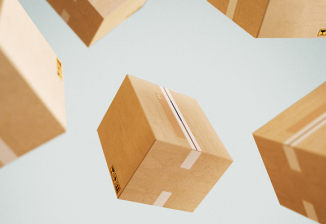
110 165 121 194
318 29 326 37
57 58 63 80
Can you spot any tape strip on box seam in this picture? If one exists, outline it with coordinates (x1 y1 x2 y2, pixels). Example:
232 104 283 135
302 200 319 222
0 138 17 165
159 86 197 150
226 0 238 19
153 191 172 207
283 112 326 172
162 87 202 152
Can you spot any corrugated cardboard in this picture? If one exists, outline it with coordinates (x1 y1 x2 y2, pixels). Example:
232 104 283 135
253 82 326 223
47 0 147 47
97 75 233 212
0 0 66 168
208 0 326 38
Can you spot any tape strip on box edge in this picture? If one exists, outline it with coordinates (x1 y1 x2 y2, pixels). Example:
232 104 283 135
159 86 198 151
0 138 18 166
161 87 202 152
153 191 172 207
283 111 326 172
226 0 238 19
303 200 319 222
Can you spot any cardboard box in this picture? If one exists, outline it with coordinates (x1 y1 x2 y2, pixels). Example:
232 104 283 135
97 75 233 212
0 0 66 168
47 0 147 47
253 82 326 223
208 0 326 38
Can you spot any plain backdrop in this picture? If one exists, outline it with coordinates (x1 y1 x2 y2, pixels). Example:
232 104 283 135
0 0 326 223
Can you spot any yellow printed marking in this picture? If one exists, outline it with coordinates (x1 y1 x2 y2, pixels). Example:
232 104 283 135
110 165 121 194
318 29 326 37
57 58 63 80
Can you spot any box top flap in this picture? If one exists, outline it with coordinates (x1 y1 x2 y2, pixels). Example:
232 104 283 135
128 75 232 160
253 82 326 157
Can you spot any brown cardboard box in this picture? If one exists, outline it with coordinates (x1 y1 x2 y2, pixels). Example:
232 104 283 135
47 0 147 47
253 82 326 223
208 0 326 38
0 0 66 168
97 75 233 212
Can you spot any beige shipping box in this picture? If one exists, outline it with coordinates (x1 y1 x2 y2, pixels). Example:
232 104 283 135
97 75 233 212
47 0 147 47
208 0 326 38
0 0 66 168
253 82 326 223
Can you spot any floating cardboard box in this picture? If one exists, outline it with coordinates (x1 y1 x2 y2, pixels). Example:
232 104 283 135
0 0 66 168
208 0 326 38
47 0 147 47
253 82 326 223
97 75 233 212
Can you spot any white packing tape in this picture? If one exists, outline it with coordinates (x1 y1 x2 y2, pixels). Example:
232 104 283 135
283 111 326 172
285 112 326 147
163 87 202 152
0 138 17 166
61 9 70 23
302 200 319 222
226 0 238 19
282 145 301 172
153 191 172 207
181 150 201 170
159 86 196 150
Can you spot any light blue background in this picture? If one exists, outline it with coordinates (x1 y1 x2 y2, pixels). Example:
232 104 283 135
0 0 325 223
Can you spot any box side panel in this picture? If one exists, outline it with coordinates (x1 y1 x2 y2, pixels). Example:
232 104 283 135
47 0 103 46
0 0 66 129
120 140 232 212
90 0 146 46
97 75 156 196
0 48 65 163
119 141 193 210
259 0 326 38
254 135 307 215
254 135 326 223
232 0 269 37
126 75 192 150
169 90 232 161
207 0 230 15
253 82 326 156
295 146 326 223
